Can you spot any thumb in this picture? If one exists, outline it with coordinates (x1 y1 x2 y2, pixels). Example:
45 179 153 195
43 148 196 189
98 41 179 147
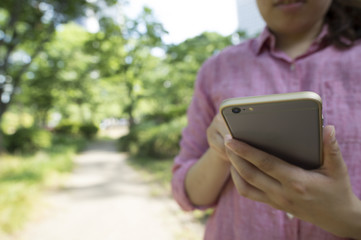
322 125 345 174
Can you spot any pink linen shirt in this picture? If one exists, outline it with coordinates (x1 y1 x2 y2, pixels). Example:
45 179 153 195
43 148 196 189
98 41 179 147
172 27 361 240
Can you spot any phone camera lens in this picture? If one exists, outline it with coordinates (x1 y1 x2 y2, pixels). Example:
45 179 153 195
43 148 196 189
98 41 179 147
232 107 241 114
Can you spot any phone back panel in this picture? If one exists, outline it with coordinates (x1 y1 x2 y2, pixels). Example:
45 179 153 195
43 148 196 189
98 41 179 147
221 94 323 169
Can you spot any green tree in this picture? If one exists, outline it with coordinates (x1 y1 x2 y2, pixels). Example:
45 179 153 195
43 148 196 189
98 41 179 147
14 23 96 127
120 31 250 158
85 6 167 128
0 0 116 118
145 32 239 121
0 0 118 150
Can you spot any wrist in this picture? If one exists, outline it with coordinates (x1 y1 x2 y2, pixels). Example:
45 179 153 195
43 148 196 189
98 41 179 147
185 148 231 206
347 195 361 240
335 194 361 239
208 147 230 165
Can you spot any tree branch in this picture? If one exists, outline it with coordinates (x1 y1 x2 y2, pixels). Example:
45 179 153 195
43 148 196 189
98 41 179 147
0 31 53 120
0 30 19 74
1 0 22 42
12 35 52 89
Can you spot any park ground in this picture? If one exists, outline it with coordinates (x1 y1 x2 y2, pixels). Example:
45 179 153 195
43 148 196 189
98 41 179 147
4 128 204 240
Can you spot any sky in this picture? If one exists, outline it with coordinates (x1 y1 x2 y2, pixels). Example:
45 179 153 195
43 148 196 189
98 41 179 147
123 0 265 44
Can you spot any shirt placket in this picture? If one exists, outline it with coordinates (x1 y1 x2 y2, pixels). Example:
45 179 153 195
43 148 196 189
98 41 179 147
289 60 300 91
269 50 300 92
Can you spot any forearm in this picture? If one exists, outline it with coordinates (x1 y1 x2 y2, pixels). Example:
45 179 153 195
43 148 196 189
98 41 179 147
185 148 230 206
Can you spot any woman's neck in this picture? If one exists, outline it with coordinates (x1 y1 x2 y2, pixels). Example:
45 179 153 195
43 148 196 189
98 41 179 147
274 21 324 60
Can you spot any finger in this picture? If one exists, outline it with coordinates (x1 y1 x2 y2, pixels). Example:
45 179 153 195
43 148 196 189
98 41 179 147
216 113 230 136
230 166 269 203
320 125 347 176
225 138 302 182
227 148 281 193
209 132 227 154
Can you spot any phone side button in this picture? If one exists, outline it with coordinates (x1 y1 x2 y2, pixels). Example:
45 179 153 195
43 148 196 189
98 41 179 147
322 114 324 127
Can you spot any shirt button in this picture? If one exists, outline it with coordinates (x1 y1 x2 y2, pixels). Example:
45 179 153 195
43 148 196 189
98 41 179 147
286 212 294 219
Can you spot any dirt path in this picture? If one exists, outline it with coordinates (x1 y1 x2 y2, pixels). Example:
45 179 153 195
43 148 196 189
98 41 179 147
13 139 204 240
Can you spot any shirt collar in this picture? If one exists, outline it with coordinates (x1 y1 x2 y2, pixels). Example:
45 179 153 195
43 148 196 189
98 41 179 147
254 25 330 56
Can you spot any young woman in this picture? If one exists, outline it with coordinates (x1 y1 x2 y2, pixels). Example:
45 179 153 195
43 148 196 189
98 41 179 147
172 0 361 239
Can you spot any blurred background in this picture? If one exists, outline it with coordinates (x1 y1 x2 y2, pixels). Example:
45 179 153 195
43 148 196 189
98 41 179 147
0 0 264 239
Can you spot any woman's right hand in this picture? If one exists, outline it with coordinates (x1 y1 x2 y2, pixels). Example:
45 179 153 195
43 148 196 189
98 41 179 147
206 112 231 162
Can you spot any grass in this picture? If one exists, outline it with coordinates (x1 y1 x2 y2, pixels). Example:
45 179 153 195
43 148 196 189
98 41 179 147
0 134 86 235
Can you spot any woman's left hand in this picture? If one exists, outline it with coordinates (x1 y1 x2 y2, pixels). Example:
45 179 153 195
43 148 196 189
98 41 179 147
225 125 361 239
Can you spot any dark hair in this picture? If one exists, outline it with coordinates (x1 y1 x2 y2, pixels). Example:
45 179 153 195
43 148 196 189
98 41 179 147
325 0 361 48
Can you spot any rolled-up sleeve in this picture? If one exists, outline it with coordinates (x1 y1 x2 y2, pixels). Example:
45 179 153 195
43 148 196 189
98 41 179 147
171 58 217 211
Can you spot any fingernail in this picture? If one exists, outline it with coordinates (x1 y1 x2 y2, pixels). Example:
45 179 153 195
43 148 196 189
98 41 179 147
224 134 232 141
224 134 232 146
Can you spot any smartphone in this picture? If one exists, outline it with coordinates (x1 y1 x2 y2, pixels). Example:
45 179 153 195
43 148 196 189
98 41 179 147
220 91 323 169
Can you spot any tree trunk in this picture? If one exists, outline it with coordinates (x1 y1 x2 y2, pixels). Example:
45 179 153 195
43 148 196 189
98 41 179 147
127 103 135 129
0 119 6 154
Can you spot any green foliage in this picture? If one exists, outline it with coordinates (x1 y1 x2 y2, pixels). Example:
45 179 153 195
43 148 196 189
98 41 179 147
0 183 38 234
4 127 52 154
0 111 34 134
1 0 251 161
119 116 186 158
167 32 233 64
53 121 99 139
125 31 244 160
0 0 117 120
117 127 137 152
13 23 104 126
139 32 239 125
51 134 86 153
79 123 99 139
2 122 88 154
142 105 188 124
53 121 79 135
82 7 168 127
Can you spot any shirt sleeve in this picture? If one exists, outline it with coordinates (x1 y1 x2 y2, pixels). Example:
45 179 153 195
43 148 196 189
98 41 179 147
171 58 218 211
